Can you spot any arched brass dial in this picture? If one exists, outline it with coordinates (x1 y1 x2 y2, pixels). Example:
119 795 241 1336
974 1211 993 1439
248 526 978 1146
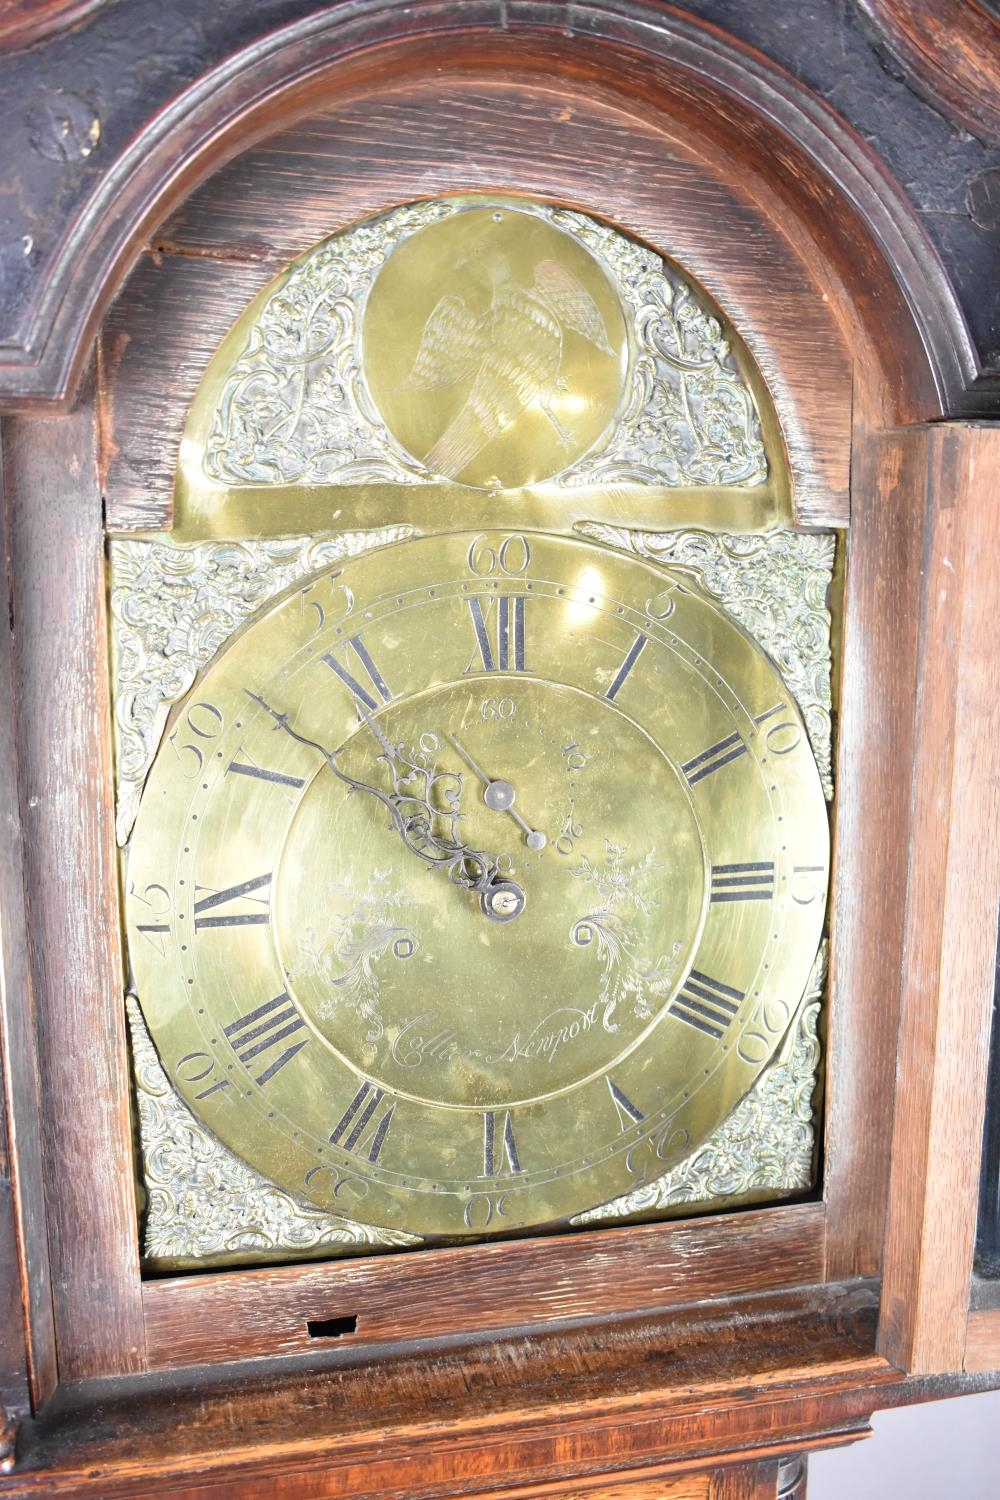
125 530 828 1238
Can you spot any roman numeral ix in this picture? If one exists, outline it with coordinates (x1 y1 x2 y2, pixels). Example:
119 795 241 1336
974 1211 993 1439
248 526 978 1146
224 992 308 1086
670 970 745 1040
193 873 271 930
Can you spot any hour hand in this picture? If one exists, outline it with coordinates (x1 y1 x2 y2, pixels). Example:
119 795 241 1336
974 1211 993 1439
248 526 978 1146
247 692 525 922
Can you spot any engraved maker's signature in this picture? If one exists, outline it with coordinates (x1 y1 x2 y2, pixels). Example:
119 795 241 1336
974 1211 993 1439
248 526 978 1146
487 1001 602 1068
391 1013 460 1069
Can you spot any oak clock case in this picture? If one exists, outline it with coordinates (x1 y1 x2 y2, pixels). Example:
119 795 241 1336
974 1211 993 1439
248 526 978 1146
114 197 833 1268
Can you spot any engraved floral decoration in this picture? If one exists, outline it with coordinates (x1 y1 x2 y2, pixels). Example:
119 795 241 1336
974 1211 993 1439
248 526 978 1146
127 995 417 1266
108 527 410 845
552 208 767 488
573 943 827 1227
569 840 683 1032
205 201 456 486
294 870 419 1045
203 200 768 492
579 525 835 798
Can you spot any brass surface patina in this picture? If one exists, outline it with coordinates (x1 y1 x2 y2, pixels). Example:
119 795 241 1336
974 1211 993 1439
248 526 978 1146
118 192 833 1261
124 530 829 1239
174 196 781 541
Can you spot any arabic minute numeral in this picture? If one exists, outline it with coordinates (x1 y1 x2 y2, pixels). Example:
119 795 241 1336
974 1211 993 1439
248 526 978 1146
669 970 745 1039
168 700 224 777
330 1082 396 1164
223 992 309 1086
792 865 826 905
754 701 802 755
321 636 394 712
467 533 531 577
130 880 172 955
175 1049 231 1101
193 872 271 930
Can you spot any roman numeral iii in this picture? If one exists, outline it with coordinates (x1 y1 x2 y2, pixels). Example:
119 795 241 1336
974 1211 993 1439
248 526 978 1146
710 862 775 902
330 1082 396 1164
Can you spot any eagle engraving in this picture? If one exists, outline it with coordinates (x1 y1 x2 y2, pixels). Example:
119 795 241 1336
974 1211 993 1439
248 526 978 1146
399 256 616 481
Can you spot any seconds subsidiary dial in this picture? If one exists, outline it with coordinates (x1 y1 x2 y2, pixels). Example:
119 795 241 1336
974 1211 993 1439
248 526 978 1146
125 530 828 1238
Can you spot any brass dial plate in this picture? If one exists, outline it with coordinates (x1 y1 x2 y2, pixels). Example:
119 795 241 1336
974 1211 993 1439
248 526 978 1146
125 530 828 1240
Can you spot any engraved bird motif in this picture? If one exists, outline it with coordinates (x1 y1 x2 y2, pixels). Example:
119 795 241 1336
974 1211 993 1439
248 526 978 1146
399 256 616 481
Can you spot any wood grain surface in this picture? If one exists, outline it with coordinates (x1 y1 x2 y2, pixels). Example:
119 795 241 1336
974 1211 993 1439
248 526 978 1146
823 428 930 1280
2 381 145 1381
858 0 1000 147
142 1203 825 1372
879 425 1000 1372
3 1282 893 1499
2 12 1000 1496
964 1306 1000 1375
0 459 55 1414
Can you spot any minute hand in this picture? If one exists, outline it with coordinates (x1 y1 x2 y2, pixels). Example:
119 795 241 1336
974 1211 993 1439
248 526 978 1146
446 735 547 851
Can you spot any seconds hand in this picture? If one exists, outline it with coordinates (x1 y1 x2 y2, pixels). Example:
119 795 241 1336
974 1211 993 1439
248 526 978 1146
446 734 547 851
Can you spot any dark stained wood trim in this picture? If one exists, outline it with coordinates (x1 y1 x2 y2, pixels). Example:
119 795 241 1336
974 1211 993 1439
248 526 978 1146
879 425 1000 1372
2 380 146 1382
0 0 108 53
857 0 1000 148
0 1 983 417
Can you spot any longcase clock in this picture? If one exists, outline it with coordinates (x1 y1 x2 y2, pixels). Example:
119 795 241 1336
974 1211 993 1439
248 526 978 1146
0 5 998 1497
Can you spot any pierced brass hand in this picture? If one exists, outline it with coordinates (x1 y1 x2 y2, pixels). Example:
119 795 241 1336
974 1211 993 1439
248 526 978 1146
247 692 525 922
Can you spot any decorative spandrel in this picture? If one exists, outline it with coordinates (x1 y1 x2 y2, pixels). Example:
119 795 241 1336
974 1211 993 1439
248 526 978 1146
178 198 780 540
